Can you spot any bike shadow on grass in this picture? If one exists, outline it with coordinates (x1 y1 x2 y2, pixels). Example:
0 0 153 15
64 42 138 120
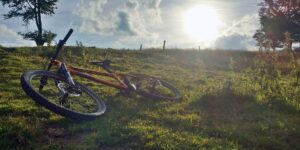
33 93 166 148
153 87 300 149
38 93 160 128
32 87 300 149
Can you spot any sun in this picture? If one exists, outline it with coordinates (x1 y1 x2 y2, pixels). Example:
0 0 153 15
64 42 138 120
183 5 223 42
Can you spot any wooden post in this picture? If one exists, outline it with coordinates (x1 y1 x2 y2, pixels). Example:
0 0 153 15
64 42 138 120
140 44 142 51
163 40 166 50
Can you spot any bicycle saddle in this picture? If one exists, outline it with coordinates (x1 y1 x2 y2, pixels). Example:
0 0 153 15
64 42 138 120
90 59 113 72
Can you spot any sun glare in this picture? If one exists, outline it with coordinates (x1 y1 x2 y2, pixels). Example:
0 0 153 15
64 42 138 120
183 5 223 43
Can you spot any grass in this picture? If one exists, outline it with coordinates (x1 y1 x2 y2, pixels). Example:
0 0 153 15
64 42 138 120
0 46 299 149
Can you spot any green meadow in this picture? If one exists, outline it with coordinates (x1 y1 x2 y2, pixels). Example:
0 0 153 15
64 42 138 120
0 46 299 149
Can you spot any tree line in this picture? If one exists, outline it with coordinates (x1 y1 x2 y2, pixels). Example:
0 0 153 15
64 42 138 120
253 0 300 51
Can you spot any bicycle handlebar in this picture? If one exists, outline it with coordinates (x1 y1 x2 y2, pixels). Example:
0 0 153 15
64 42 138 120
53 28 73 59
47 29 73 71
62 29 73 43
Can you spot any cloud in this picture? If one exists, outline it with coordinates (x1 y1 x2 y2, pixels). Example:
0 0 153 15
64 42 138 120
116 11 136 35
140 0 162 23
73 0 260 50
126 0 138 10
222 14 260 37
214 14 260 50
76 0 162 38
0 24 35 46
215 35 257 50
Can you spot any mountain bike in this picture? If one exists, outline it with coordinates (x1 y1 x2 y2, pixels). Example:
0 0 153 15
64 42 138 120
20 29 182 120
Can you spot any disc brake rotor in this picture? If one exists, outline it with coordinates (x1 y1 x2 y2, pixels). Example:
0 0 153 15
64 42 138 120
57 82 81 97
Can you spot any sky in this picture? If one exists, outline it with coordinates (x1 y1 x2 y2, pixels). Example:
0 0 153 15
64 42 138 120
0 0 262 50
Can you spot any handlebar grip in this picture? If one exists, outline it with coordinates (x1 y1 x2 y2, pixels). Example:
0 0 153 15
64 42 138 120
62 28 73 42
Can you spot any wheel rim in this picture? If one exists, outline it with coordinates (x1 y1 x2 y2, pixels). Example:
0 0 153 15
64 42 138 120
29 73 101 114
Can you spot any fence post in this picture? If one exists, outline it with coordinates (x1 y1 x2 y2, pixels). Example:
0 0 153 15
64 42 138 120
163 40 166 50
140 44 143 51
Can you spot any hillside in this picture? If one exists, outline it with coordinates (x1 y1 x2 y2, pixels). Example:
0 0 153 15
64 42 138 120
0 47 299 149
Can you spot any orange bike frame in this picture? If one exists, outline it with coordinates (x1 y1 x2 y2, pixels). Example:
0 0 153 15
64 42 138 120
51 60 128 90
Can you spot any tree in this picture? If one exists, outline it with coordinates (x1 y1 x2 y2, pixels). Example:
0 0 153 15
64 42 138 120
253 29 282 51
0 0 58 46
254 0 300 51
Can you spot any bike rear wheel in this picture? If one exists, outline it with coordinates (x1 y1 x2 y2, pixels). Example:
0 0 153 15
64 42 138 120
127 74 181 101
21 70 106 120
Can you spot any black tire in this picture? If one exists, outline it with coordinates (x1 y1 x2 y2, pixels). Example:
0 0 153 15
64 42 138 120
21 70 106 120
127 74 181 101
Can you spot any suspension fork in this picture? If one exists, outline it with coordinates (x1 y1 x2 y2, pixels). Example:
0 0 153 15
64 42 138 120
39 63 76 90
57 63 78 105
59 63 76 87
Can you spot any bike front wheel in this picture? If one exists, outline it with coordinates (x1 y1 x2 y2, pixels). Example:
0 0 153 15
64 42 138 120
21 70 106 120
127 74 182 101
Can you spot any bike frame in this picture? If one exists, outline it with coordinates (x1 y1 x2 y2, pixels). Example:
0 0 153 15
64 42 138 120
44 29 130 91
50 59 129 90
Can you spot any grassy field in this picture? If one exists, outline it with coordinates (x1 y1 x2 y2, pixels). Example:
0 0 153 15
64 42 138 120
0 46 299 149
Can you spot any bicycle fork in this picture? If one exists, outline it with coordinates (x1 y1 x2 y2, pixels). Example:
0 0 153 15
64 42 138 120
57 63 81 105
59 63 76 87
